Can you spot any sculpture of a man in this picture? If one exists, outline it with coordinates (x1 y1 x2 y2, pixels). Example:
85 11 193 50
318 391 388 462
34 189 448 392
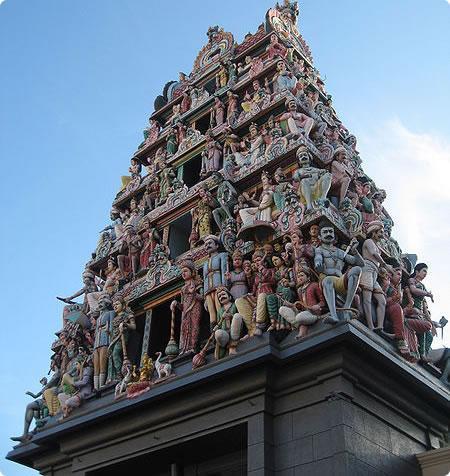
314 222 363 323
293 147 331 212
273 60 297 93
57 268 99 318
279 98 314 138
360 220 390 332
93 294 115 390
279 267 326 338
202 235 229 328
201 131 222 177
11 360 61 443
117 224 143 279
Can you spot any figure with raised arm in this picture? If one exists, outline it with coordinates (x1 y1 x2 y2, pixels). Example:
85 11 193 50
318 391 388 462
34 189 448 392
314 221 363 323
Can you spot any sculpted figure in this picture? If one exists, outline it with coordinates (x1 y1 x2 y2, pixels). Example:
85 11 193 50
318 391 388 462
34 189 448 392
100 207 124 243
201 131 222 177
408 263 435 360
142 118 160 147
171 260 203 355
380 267 411 356
58 357 93 419
273 60 297 94
314 222 363 323
272 254 296 305
360 221 390 332
251 250 279 333
11 360 61 443
273 167 294 213
248 56 264 78
190 186 218 248
214 287 245 358
57 268 99 318
180 88 192 113
107 294 136 383
93 294 115 390
210 97 225 128
226 91 239 125
212 180 238 231
237 55 252 76
216 61 228 89
330 146 354 204
239 171 275 227
279 267 326 338
101 257 120 296
279 98 314 139
143 176 160 212
293 147 331 212
226 59 238 85
266 33 287 59
243 122 265 165
224 250 255 336
139 218 161 269
117 224 142 279
285 230 315 273
308 224 321 247
202 235 229 327
129 158 142 179
158 159 177 203
166 126 178 156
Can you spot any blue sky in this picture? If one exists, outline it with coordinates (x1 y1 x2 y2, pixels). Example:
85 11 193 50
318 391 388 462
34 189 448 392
1 1 449 474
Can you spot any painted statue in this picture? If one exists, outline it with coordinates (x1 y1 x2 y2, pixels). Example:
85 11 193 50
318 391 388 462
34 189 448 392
171 260 203 355
93 293 115 390
314 222 363 324
106 294 136 383
279 98 314 139
279 267 326 338
202 235 229 327
293 147 331 212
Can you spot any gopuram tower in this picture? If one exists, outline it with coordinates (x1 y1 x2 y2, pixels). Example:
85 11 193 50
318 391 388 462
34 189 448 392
8 2 450 475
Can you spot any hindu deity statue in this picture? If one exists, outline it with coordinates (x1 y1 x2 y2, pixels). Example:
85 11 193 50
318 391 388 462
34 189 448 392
279 267 326 338
107 294 136 383
273 60 297 94
279 98 314 139
93 293 115 390
266 33 287 60
201 130 222 177
202 235 229 328
360 221 389 333
314 221 363 324
293 147 331 212
214 287 244 359
171 260 203 355
408 263 435 360
117 224 143 280
190 186 218 248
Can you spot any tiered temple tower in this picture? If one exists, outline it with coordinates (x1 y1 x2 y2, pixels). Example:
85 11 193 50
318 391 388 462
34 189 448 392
8 2 450 475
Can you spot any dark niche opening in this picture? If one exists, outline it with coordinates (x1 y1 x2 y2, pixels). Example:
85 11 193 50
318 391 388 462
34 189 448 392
146 300 174 362
168 212 192 259
196 110 212 135
182 154 203 188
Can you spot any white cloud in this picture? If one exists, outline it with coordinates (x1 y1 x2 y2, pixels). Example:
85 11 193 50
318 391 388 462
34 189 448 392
0 0 5 5
358 118 450 347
